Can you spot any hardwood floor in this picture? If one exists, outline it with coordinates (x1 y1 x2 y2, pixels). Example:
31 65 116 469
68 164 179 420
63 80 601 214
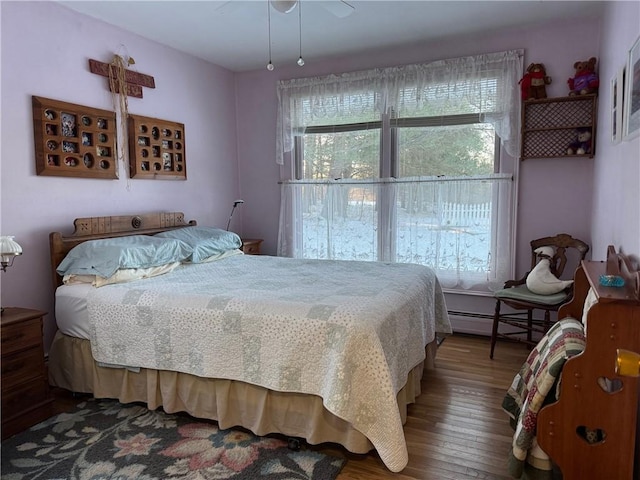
326 334 529 479
51 334 529 480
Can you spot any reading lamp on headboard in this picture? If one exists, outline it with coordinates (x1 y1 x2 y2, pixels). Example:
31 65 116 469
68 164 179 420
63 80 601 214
226 199 244 231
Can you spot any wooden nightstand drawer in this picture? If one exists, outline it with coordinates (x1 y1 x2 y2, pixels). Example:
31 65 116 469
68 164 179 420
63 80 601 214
2 377 49 417
1 307 52 440
1 317 43 355
241 238 263 255
1 347 45 387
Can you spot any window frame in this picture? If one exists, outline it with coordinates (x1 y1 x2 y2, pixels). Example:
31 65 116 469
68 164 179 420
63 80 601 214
295 120 384 180
295 112 501 179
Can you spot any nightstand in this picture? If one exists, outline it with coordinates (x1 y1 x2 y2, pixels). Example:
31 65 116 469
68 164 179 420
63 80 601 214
1 307 53 440
241 238 263 255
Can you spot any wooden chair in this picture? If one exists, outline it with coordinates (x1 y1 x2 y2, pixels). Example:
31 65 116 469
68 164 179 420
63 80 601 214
489 233 589 359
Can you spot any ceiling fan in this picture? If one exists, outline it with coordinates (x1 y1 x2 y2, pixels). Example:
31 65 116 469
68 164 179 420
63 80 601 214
215 0 355 19
271 1 301 14
271 0 355 18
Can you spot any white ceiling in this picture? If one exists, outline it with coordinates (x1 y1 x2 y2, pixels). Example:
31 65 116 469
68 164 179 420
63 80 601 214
58 1 605 72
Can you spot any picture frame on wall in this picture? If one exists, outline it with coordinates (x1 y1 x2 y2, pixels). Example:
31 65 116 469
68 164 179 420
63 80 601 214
611 65 625 144
623 35 640 140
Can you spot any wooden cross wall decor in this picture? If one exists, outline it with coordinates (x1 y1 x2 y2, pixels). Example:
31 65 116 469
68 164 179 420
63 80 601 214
89 59 156 98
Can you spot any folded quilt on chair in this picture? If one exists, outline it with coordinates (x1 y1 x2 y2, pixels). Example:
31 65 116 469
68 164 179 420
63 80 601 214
501 318 585 479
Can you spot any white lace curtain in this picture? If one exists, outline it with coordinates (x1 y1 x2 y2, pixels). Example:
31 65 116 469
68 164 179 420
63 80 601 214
278 175 513 291
276 49 524 165
276 50 522 292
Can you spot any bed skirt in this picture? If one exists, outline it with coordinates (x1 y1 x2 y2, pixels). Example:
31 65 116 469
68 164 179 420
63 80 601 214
48 331 437 455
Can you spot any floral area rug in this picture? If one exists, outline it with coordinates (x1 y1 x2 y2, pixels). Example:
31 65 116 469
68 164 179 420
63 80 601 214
1 398 346 480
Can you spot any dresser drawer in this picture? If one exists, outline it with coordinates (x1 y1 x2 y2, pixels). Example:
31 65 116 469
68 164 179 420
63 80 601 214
1 317 42 355
1 347 44 388
1 377 49 418
1 307 50 440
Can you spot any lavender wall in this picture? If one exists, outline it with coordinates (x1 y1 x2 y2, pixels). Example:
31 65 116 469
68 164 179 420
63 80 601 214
235 19 602 333
0 2 240 347
593 2 640 257
2 1 636 343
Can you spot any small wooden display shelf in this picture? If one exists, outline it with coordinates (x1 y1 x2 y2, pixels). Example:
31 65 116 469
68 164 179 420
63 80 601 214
521 94 598 160
127 114 186 180
32 96 118 179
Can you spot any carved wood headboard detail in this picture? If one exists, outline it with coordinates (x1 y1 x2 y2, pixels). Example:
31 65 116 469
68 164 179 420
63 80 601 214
49 212 196 289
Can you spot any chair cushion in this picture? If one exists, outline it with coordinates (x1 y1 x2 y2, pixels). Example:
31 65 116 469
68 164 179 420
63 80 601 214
495 285 569 306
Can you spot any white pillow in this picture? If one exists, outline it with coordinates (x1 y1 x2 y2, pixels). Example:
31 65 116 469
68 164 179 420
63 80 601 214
63 262 180 287
196 248 244 263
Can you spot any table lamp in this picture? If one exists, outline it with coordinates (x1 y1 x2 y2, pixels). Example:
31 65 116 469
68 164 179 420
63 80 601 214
0 236 22 272
0 235 22 314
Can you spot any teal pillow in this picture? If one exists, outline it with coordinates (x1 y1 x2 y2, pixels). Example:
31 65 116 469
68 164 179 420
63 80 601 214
155 226 242 263
57 235 192 278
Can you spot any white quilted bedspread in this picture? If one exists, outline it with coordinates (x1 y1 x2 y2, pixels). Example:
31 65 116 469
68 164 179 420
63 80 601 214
86 255 451 472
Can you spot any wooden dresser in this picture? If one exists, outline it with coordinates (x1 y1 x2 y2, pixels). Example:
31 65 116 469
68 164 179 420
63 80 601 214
241 238 263 255
1 307 53 440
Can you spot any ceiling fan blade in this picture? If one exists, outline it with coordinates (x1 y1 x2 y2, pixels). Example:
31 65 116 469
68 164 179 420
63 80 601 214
320 0 355 18
213 1 246 16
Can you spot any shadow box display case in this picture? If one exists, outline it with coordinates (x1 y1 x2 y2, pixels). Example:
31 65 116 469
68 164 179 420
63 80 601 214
127 114 186 180
32 96 118 179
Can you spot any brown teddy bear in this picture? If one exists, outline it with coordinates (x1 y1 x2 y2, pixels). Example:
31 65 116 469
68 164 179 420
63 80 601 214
519 63 552 100
567 128 593 155
568 57 599 96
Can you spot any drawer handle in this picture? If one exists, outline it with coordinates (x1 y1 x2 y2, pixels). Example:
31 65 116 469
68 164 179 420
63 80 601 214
2 361 27 375
2 332 26 344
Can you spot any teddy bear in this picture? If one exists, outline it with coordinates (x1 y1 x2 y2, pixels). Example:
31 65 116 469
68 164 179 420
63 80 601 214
519 63 552 100
567 128 592 155
568 57 599 96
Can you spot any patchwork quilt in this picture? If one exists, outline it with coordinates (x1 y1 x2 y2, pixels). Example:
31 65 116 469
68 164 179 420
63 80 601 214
502 317 586 479
86 254 452 473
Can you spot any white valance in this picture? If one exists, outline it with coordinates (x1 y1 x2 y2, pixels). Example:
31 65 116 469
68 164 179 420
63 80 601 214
276 49 524 164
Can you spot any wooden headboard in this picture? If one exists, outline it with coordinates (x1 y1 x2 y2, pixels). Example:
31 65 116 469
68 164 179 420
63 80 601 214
49 212 196 289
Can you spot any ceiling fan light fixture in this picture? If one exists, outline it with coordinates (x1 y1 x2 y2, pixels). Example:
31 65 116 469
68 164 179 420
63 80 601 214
297 0 304 67
266 0 275 71
271 0 298 14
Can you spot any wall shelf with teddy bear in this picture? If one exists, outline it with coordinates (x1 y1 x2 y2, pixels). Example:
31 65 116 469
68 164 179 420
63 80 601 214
520 58 599 160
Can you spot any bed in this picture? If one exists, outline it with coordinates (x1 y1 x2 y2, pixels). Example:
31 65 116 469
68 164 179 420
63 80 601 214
47 212 452 473
502 245 640 480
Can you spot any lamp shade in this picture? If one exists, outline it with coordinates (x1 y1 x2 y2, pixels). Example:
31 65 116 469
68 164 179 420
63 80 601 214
0 236 22 270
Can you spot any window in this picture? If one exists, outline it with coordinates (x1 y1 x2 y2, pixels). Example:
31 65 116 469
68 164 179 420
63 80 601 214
277 51 522 292
299 123 381 180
